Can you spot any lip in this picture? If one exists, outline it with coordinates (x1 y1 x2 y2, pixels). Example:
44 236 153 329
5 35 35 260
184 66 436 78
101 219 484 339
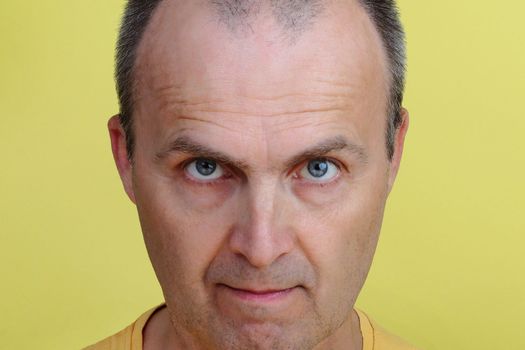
218 284 297 302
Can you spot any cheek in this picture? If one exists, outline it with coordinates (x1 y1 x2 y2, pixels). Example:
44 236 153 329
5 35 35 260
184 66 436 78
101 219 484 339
294 173 388 303
132 169 238 299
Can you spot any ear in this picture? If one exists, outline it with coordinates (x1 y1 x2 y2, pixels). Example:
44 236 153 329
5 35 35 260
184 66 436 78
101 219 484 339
387 108 409 194
108 115 136 203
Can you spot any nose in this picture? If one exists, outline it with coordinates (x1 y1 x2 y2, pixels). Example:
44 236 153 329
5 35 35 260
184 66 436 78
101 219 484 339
228 179 294 268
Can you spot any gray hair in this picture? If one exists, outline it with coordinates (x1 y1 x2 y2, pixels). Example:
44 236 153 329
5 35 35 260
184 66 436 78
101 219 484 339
115 0 406 160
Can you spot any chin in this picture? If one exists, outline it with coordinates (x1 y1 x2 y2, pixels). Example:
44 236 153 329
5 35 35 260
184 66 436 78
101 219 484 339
206 318 326 350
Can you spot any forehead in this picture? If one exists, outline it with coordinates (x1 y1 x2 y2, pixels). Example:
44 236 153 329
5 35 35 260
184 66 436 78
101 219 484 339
132 0 389 151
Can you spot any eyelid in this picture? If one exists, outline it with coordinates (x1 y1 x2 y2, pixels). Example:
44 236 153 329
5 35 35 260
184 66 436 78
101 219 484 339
291 157 344 174
180 157 236 184
178 156 346 184
292 158 344 185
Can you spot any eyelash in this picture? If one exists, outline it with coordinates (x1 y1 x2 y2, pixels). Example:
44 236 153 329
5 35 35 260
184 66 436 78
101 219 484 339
178 157 345 187
178 158 233 187
291 158 344 188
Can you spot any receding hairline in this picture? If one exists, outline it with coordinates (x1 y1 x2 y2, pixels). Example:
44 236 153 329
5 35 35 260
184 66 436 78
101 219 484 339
135 0 334 55
208 0 327 34
132 0 388 88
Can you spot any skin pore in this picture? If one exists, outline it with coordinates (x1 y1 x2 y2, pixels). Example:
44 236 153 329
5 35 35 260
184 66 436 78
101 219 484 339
109 0 409 349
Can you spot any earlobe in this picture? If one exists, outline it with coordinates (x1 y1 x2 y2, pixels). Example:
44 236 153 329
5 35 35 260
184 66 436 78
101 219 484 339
387 108 409 193
108 115 136 203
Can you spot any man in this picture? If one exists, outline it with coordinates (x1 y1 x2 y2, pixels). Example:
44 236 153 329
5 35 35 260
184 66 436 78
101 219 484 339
87 0 416 349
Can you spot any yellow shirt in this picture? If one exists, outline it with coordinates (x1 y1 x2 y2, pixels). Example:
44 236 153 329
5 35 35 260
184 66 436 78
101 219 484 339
85 305 418 350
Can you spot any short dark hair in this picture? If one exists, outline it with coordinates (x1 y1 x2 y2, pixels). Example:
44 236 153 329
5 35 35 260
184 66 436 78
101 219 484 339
115 0 406 160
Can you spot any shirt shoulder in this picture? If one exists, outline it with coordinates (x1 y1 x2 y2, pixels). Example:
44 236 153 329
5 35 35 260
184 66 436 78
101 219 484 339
83 324 134 350
356 308 420 350
83 306 163 350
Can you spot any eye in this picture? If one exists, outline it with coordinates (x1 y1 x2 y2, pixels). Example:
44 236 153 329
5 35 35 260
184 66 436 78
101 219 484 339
299 159 339 182
185 158 224 181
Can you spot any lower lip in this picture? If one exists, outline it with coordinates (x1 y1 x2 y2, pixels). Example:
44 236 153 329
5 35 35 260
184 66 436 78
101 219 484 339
219 285 296 303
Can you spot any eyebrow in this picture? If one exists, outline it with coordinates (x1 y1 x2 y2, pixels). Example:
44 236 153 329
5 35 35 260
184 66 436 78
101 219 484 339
284 136 368 169
155 136 250 170
155 135 368 171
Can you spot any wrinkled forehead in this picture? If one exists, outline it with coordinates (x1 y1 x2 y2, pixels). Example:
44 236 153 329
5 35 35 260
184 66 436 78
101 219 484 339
132 0 388 111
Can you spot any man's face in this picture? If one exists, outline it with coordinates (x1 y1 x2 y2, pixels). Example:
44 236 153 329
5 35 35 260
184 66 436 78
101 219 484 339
111 0 407 349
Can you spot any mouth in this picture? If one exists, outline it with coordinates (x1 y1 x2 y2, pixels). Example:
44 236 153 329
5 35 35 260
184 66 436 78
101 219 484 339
217 284 298 302
213 283 308 321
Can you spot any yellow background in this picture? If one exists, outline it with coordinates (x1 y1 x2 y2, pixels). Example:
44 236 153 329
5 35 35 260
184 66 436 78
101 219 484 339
1 1 523 349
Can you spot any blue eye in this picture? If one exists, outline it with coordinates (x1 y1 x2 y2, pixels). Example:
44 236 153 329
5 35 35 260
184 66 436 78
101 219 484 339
185 158 224 180
300 159 339 182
